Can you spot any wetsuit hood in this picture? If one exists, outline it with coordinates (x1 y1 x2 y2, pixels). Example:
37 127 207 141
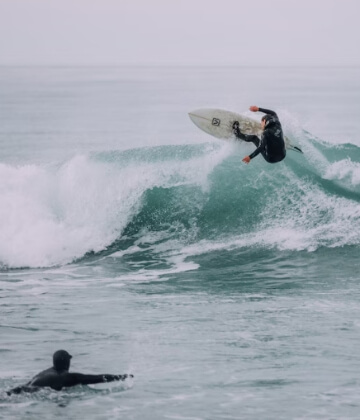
262 114 278 129
53 350 72 372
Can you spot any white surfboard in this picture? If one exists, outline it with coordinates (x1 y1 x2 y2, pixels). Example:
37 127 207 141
188 108 303 154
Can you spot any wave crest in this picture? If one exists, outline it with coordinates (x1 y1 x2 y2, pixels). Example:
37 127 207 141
1 133 360 269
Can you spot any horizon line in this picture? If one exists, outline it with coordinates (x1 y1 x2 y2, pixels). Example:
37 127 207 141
0 63 359 68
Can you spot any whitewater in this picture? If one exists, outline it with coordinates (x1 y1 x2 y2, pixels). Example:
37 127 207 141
1 66 360 420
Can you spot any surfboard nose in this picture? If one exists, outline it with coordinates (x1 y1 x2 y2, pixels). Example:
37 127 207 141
188 112 198 123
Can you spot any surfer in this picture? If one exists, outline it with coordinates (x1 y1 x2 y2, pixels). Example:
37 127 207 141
6 350 133 395
232 106 286 164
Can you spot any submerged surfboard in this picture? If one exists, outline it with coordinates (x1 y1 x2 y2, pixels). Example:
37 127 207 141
188 108 303 154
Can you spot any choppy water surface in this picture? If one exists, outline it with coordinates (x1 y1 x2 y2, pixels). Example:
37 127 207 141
1 66 360 419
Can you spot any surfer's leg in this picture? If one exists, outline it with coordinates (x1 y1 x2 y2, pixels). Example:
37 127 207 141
232 122 260 146
242 135 260 148
261 150 285 163
261 151 271 163
262 152 285 164
232 121 243 140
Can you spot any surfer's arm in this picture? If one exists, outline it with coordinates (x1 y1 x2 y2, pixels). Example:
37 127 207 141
250 106 278 118
248 136 266 160
65 373 132 386
6 385 40 395
258 107 278 118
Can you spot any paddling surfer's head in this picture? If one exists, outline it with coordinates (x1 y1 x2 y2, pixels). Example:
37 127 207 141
53 350 72 372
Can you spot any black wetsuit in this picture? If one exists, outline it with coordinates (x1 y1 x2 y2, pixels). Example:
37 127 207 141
7 350 132 395
234 108 286 163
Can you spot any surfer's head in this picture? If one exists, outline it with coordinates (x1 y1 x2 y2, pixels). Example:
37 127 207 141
261 114 274 129
53 350 72 372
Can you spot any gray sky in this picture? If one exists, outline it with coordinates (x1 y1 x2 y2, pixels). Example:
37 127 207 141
0 0 359 66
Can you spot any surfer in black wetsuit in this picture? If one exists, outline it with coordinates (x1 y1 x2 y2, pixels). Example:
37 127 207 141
233 106 286 164
6 350 133 395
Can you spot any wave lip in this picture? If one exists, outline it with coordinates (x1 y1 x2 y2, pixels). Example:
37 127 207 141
0 156 140 268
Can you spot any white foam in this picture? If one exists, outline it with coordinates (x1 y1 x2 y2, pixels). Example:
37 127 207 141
0 145 231 268
107 256 199 286
324 159 360 187
166 173 360 259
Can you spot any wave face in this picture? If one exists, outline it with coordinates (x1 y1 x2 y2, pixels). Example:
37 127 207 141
1 131 360 269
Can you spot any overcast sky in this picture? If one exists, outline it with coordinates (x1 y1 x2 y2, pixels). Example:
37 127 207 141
0 0 359 66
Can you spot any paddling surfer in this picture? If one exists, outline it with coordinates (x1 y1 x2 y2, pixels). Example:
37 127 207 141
7 350 133 395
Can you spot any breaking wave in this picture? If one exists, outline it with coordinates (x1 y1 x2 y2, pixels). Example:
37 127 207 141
1 128 360 269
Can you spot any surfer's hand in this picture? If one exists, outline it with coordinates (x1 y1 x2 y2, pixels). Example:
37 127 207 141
249 106 259 112
242 156 251 164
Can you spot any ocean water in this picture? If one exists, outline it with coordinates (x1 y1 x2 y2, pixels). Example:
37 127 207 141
1 66 360 419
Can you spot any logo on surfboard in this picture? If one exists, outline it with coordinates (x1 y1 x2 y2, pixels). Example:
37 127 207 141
212 118 221 126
